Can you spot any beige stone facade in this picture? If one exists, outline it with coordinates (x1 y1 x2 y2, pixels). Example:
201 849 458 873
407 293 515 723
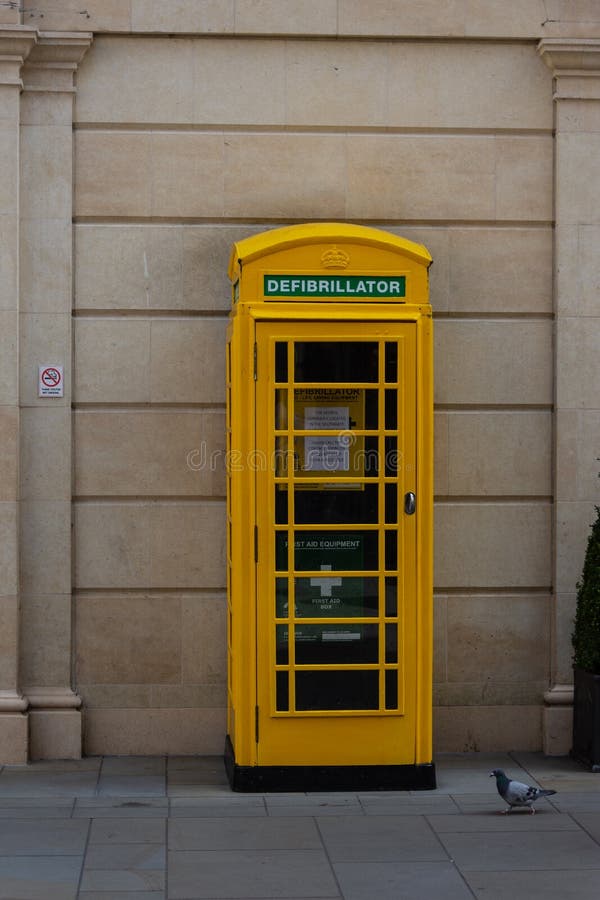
1 2 599 761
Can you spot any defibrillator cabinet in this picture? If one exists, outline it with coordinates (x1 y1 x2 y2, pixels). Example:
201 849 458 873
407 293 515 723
225 223 435 791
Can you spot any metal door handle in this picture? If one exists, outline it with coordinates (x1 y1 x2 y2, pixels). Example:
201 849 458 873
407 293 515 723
404 492 416 515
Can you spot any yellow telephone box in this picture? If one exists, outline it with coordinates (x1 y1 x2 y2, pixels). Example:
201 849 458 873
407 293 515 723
225 223 435 790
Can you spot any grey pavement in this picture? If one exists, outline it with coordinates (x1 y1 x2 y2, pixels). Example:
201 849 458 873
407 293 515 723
0 752 598 898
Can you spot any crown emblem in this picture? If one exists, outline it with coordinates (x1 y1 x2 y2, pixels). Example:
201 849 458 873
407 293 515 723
321 246 350 269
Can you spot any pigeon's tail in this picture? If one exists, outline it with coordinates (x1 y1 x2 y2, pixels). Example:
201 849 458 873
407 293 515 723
539 789 556 797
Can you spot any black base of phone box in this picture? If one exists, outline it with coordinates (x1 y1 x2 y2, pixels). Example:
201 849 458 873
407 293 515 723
224 736 436 792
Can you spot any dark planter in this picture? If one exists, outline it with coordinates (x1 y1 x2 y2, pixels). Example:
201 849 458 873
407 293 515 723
572 667 600 771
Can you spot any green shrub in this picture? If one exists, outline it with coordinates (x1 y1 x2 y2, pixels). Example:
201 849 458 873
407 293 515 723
572 505 600 672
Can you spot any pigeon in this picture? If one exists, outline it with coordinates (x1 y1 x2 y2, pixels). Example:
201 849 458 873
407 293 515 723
490 768 556 814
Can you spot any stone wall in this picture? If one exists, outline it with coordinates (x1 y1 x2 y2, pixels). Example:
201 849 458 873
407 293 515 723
71 32 554 754
2 1 600 759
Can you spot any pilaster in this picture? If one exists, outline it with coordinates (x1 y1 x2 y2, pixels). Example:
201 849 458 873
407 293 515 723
538 39 600 754
0 25 37 763
18 30 92 759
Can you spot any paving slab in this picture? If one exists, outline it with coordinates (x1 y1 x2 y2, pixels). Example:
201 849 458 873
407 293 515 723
511 752 600 793
169 816 321 850
171 795 265 807
84 842 166 870
438 829 600 870
333 860 473 900
437 770 533 795
265 794 363 817
80 867 165 892
545 792 600 813
427 811 580 832
359 794 460 815
317 814 448 862
168 848 339 898
168 783 240 797
97 775 167 797
436 753 517 769
0 818 89 855
78 797 169 807
0 771 98 797
89 817 167 843
170 801 267 819
168 755 226 771
464 868 600 900
535 775 600 792
449 792 545 815
0 796 73 806
3 758 101 773
168 772 230 786
0 855 82 899
167 756 229 786
73 798 168 818
101 757 167 776
267 792 358 804
170 790 266 809
570 812 600 842
266 802 363 817
0 804 72 818
79 893 164 900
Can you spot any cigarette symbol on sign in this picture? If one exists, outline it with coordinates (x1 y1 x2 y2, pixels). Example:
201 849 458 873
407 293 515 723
41 368 61 387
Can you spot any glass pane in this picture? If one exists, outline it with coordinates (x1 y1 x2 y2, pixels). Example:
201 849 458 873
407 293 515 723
275 434 291 469
294 388 360 428
275 390 288 430
275 578 288 617
294 485 378 524
385 623 398 663
294 576 378 617
385 577 398 617
385 390 397 430
364 390 378 429
385 530 397 571
295 624 378 664
385 670 398 710
292 386 364 478
364 437 379 476
385 437 398 476
276 671 289 711
385 342 398 382
275 342 288 382
385 484 397 524
286 530 378 572
295 670 379 711
275 487 288 524
294 342 378 383
301 433 351 474
276 625 289 664
275 532 289 571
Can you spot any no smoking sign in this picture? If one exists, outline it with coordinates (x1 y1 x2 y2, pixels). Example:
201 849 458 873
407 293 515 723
38 365 64 398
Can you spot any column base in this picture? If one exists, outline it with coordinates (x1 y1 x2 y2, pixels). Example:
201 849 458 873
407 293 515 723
543 684 574 756
26 688 82 760
28 709 82 760
0 713 28 764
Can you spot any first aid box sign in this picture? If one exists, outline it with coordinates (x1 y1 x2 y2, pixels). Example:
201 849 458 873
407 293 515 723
38 365 64 398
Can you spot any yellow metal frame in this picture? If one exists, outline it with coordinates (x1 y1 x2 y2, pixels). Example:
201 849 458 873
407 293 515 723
227 223 433 773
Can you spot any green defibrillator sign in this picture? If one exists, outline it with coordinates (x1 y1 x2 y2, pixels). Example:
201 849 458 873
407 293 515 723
264 275 406 299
